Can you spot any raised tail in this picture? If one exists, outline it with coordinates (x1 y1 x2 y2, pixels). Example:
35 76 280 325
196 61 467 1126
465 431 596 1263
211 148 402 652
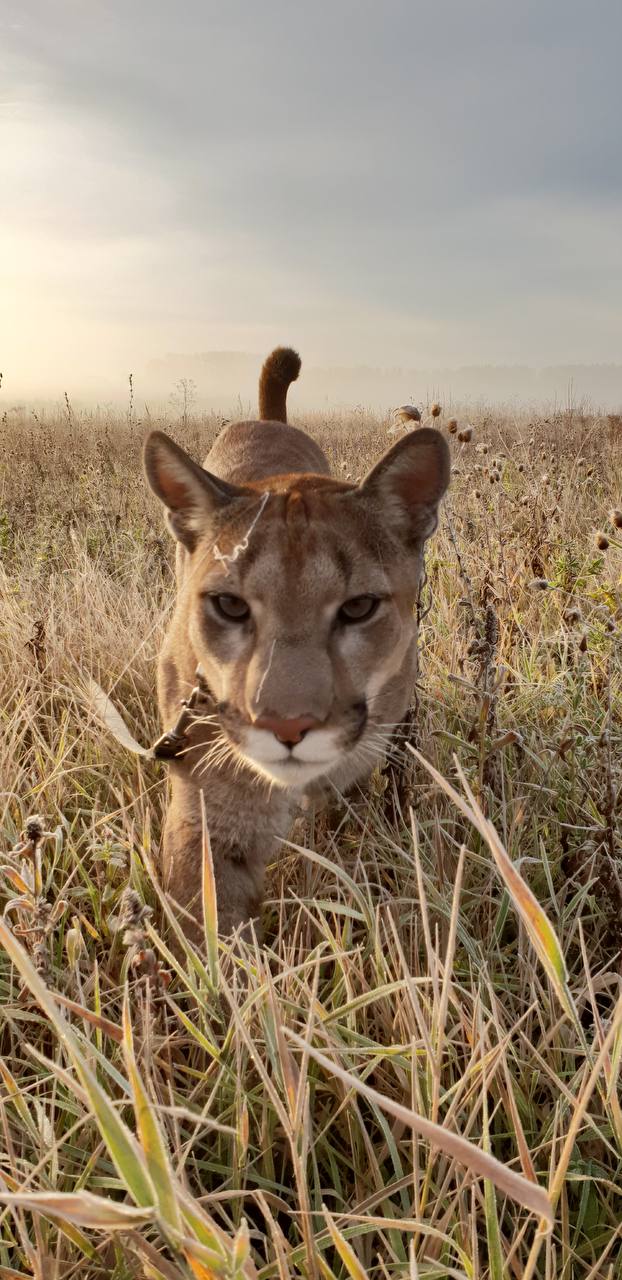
258 346 301 423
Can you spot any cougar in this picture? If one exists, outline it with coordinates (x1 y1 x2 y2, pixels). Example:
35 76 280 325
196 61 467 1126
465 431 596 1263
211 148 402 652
144 348 450 937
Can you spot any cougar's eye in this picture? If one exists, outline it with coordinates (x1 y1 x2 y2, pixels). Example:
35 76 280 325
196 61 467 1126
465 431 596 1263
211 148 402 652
211 594 250 622
338 595 380 624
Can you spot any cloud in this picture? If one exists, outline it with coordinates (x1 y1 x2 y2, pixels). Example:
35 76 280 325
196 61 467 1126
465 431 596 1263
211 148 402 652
2 0 622 395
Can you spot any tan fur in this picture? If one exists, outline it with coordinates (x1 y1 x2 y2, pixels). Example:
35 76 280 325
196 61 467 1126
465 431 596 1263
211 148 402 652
144 348 450 939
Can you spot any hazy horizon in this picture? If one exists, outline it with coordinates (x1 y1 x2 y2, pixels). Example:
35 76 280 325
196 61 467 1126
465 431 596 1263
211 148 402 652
2 1 621 401
5 352 622 415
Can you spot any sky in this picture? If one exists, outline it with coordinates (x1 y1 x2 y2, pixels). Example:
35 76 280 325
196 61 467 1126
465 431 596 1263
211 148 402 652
1 0 622 403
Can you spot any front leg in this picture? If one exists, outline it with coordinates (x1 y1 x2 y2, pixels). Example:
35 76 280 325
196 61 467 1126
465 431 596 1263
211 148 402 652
160 773 290 943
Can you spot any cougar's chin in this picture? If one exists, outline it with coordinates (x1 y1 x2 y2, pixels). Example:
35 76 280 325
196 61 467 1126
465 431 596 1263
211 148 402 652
234 724 345 790
242 754 337 790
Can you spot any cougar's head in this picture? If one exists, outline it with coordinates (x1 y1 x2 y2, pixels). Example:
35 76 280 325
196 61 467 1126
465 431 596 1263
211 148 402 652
144 428 449 791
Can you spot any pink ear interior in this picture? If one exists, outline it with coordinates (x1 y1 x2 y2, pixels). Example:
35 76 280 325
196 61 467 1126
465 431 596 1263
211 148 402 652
152 460 193 512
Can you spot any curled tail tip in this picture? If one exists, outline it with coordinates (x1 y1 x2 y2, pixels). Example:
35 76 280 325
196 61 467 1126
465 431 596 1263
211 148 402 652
258 346 301 422
263 346 301 385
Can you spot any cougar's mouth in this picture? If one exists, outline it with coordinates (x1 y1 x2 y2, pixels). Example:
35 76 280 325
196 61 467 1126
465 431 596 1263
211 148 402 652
215 699 369 790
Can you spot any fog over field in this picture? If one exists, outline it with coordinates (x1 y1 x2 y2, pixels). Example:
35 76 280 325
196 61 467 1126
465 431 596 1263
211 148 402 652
6 355 622 415
145 354 622 413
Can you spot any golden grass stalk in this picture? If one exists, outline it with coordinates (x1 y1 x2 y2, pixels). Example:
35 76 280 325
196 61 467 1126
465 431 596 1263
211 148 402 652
409 749 576 1022
285 1029 553 1226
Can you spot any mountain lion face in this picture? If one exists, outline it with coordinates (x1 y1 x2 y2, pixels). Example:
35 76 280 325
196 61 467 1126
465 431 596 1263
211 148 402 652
145 425 450 794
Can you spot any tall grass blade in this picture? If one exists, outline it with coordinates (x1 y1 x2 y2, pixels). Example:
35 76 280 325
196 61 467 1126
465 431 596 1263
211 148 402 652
121 987 182 1233
409 748 575 1019
287 1029 553 1226
0 919 156 1209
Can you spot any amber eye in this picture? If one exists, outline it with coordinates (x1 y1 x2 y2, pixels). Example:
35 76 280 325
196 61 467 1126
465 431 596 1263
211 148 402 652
211 594 250 622
338 595 380 624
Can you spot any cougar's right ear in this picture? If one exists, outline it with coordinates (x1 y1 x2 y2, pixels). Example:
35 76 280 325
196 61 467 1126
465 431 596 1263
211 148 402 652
143 431 246 549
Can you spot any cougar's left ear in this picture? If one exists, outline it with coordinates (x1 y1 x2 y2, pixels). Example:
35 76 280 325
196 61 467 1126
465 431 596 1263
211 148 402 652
143 431 248 549
358 427 450 541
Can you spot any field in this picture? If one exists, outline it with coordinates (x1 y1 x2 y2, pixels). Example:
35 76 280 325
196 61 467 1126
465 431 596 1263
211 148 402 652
0 397 621 1279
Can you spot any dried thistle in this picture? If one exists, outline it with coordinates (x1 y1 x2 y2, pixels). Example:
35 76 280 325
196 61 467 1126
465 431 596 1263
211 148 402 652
119 888 153 947
447 417 458 434
32 939 52 983
395 405 421 425
609 508 622 529
430 402 442 418
596 533 610 551
118 887 169 989
458 426 473 443
3 815 66 996
564 605 582 625
24 815 44 846
528 578 550 591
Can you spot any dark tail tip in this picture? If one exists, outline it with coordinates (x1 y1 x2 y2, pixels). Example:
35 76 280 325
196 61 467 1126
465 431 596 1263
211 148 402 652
258 347 301 423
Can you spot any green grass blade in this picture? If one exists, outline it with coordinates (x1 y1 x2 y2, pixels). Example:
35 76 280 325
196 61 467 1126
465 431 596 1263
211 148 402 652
0 918 156 1209
410 748 575 1020
121 986 182 1233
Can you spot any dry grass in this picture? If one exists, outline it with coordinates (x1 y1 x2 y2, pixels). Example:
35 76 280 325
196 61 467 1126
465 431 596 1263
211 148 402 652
0 397 621 1278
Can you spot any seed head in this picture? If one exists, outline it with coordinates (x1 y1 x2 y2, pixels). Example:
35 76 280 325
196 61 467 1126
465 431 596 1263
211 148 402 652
517 462 524 473
564 605 582 624
447 417 458 434
32 941 52 983
609 508 622 529
596 533 610 551
458 426 473 443
578 632 588 653
395 405 421 425
430 402 442 418
25 815 44 844
528 578 550 591
66 918 86 968
118 888 152 940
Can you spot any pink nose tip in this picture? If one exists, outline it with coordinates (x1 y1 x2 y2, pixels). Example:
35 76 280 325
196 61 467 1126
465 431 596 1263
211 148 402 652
254 714 319 746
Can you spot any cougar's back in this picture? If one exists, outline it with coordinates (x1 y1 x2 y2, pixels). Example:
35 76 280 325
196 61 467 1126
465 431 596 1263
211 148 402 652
204 348 330 487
